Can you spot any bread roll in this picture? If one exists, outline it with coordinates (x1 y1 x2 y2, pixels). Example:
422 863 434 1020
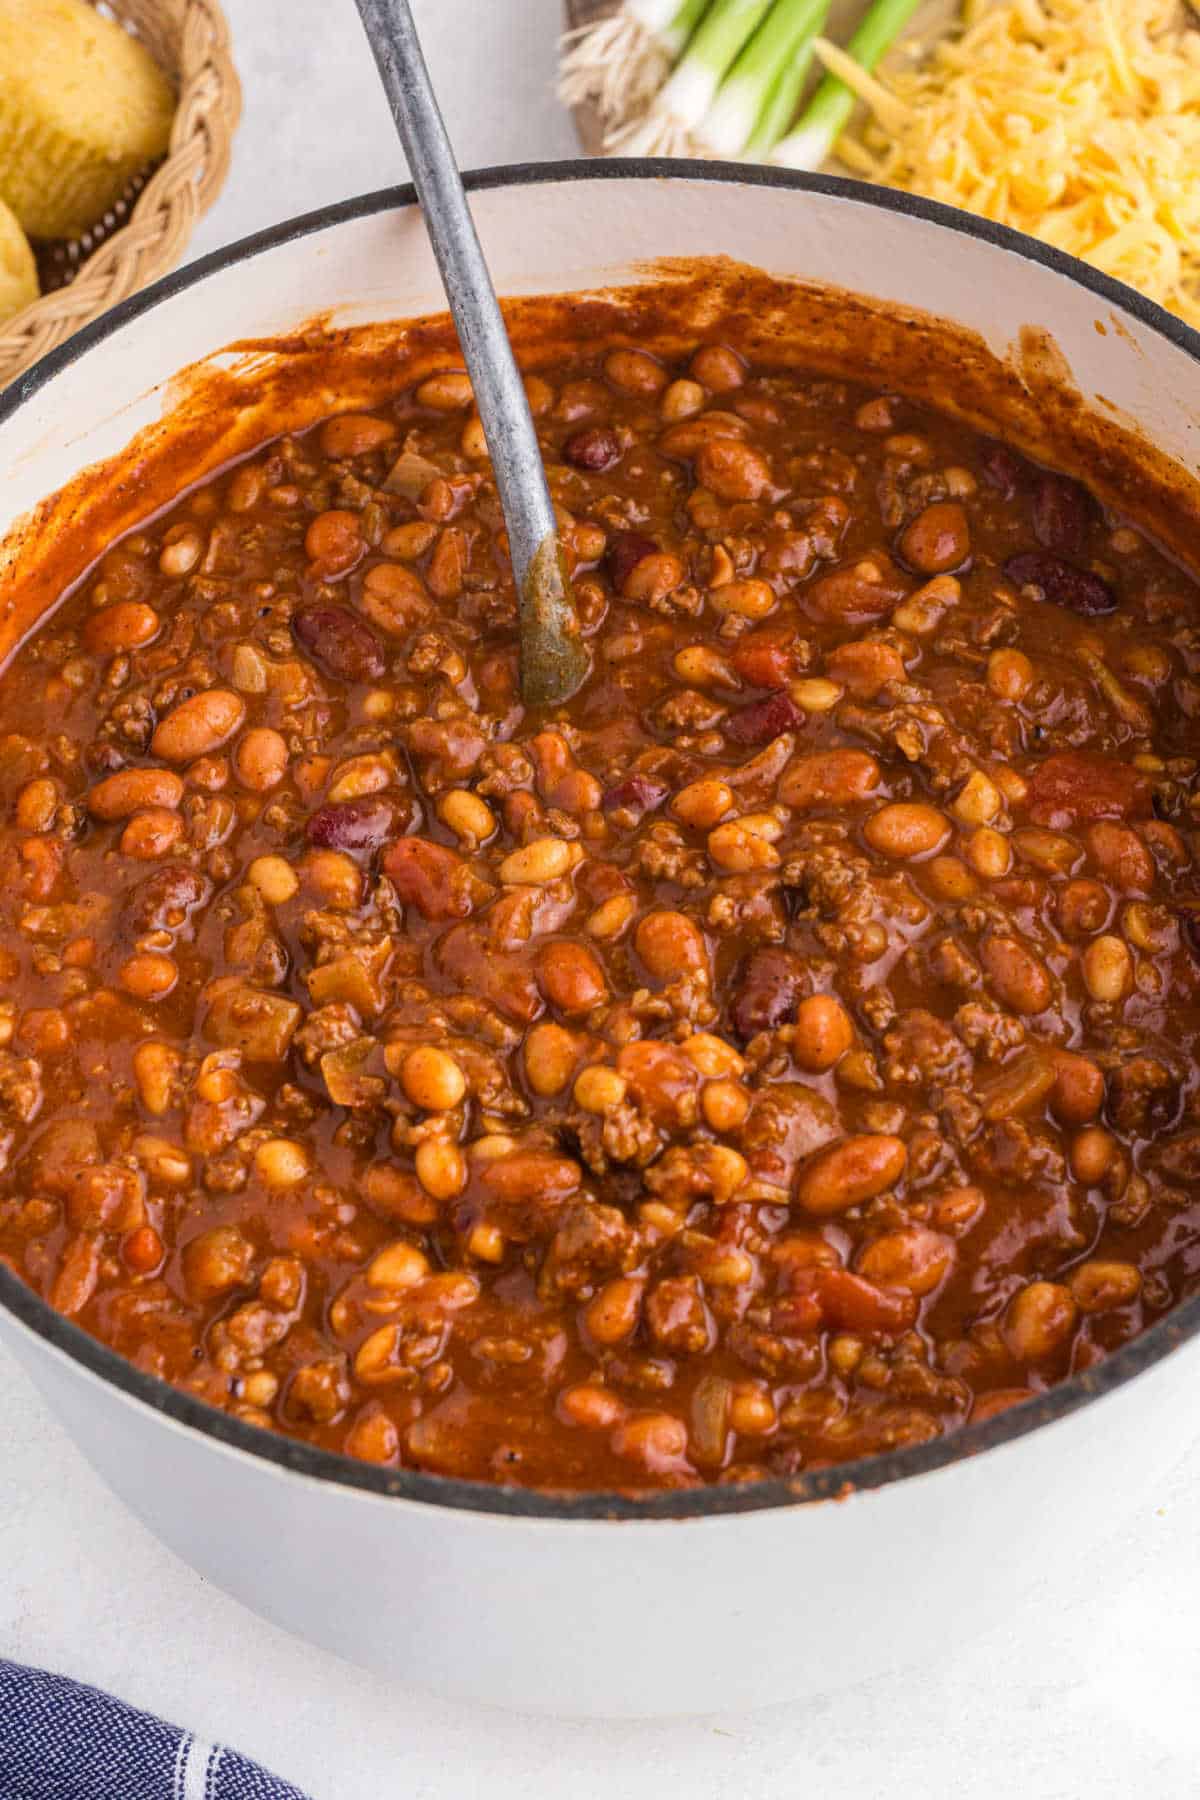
0 195 38 326
0 0 175 241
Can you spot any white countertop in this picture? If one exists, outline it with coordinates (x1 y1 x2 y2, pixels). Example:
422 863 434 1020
3 1 1200 1792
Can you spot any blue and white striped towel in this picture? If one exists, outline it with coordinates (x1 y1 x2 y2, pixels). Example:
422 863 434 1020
0 1661 311 1800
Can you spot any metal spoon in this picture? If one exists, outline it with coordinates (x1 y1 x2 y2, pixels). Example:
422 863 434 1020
352 0 590 707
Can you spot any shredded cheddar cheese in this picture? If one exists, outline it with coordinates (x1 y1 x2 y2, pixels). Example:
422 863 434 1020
821 0 1200 326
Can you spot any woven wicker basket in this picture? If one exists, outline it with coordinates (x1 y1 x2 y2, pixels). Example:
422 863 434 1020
0 0 240 389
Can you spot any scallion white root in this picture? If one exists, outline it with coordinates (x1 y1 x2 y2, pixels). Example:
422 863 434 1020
606 0 775 155
559 0 710 137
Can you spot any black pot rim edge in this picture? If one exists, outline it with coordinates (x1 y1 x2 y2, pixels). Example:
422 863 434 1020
2 157 1198 1525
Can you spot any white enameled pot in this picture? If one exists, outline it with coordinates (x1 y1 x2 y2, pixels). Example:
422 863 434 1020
1 166 1199 1718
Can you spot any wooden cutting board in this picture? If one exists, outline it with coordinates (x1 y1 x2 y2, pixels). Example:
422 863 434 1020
563 0 959 155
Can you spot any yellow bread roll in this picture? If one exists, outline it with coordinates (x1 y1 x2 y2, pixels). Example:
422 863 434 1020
0 194 38 326
0 0 175 241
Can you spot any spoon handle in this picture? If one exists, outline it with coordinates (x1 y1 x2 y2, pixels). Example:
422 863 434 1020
352 0 589 705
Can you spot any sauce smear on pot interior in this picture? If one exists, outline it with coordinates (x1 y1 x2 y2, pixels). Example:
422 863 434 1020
2 337 1199 1492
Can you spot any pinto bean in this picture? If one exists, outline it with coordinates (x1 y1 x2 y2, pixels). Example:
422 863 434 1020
1005 1281 1077 1360
864 802 950 860
635 910 709 983
89 768 183 820
794 1136 908 1215
359 562 430 636
604 349 667 395
792 995 854 1071
898 501 971 574
824 639 906 698
695 437 773 501
1050 1052 1105 1125
151 690 245 763
320 413 397 458
538 942 608 1014
120 808 184 860
857 1227 953 1296
804 555 909 625
1083 822 1154 893
83 601 160 655
234 728 289 793
779 749 880 809
690 344 745 390
1068 1260 1141 1313
980 935 1053 1014
305 509 364 573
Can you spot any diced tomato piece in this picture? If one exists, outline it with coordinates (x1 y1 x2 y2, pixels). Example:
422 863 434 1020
815 1268 918 1335
1024 752 1152 828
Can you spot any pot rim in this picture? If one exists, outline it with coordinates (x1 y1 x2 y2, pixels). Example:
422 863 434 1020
2 158 1198 1524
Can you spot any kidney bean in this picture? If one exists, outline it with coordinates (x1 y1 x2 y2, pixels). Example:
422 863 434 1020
124 864 211 934
724 689 804 745
1024 751 1152 828
605 531 658 595
601 774 669 822
564 426 622 472
385 838 485 921
1004 551 1116 615
978 439 1027 498
729 947 805 1040
305 795 405 853
1031 471 1093 554
292 605 385 681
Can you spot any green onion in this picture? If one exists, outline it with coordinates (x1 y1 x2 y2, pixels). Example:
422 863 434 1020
643 0 714 58
770 0 922 168
559 0 712 134
742 0 830 157
609 0 776 156
696 0 828 158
